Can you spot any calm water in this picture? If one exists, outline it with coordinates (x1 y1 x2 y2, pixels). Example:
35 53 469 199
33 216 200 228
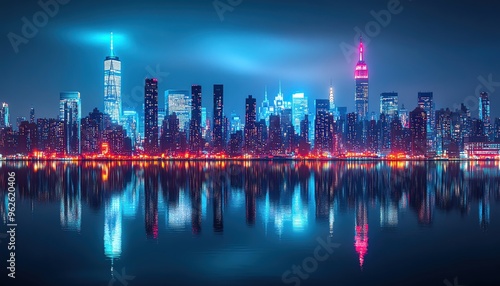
0 161 499 286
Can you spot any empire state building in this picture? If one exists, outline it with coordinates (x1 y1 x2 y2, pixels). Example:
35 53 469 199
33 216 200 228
104 32 122 123
355 37 369 120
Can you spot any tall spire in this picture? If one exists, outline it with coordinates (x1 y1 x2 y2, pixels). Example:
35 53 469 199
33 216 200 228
264 85 268 101
110 32 114 57
278 80 282 95
358 36 364 62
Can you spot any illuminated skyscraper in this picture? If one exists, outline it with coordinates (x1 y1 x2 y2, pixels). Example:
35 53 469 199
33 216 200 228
201 107 207 128
144 78 159 154
479 91 491 139
292 93 308 134
399 104 409 128
0 103 10 128
190 85 202 153
259 86 272 126
274 81 285 115
230 112 242 133
244 95 257 153
104 32 122 123
30 107 35 123
329 81 335 111
380 92 398 118
418 92 435 150
268 114 282 154
213 84 224 152
166 90 191 131
355 37 369 120
410 106 427 156
122 110 139 149
314 99 332 153
59 92 81 155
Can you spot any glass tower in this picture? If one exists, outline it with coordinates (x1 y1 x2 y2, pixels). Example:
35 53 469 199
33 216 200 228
292 92 308 134
104 32 122 123
59 92 81 155
380 92 399 118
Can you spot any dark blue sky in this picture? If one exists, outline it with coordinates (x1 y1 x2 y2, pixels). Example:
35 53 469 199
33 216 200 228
1 0 500 122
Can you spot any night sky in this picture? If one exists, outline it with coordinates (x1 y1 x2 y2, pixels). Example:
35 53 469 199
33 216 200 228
1 0 500 122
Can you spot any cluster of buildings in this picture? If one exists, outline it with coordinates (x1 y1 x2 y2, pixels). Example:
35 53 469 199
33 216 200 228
1 35 499 159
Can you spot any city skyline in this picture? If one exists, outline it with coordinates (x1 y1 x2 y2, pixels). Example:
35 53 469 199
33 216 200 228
1 0 500 122
1 36 500 159
1 34 498 132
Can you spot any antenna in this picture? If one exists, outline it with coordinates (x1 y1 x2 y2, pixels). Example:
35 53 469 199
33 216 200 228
110 32 114 57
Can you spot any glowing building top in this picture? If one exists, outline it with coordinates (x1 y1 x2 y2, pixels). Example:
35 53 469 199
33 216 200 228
104 32 122 123
354 37 368 79
329 80 335 111
355 36 369 120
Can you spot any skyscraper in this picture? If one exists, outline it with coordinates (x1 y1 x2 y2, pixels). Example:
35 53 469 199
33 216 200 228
380 92 398 118
417 92 435 151
292 92 308 134
314 99 331 152
479 91 491 139
166 90 191 131
410 106 427 156
0 103 10 128
30 107 35 123
144 78 159 154
329 82 335 111
268 114 282 154
59 92 81 155
213 84 224 152
274 81 285 115
122 110 139 149
355 37 369 120
104 33 122 123
244 95 257 153
190 85 202 153
258 86 272 126
230 112 242 133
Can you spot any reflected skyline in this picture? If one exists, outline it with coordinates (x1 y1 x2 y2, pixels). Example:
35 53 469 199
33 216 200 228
1 162 499 268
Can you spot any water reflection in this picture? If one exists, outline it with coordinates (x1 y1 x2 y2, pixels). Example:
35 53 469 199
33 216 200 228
1 161 499 270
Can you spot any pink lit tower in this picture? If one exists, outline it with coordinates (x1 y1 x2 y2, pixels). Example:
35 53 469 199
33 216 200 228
354 36 369 120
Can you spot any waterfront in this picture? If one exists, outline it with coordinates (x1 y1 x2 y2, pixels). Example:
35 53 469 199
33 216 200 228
0 161 499 285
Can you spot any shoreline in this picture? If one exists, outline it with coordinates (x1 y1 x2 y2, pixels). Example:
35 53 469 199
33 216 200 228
0 157 498 162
